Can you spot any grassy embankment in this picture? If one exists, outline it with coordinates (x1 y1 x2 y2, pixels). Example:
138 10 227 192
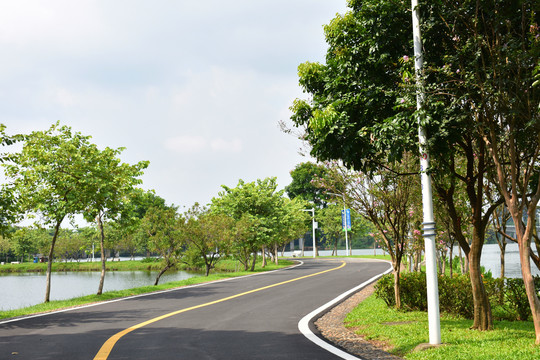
346 282 540 359
0 258 294 320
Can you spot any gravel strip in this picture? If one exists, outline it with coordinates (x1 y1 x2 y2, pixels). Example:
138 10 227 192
315 282 404 360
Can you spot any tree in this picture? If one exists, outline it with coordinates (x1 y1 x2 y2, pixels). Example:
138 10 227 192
140 206 185 285
0 234 12 263
3 123 99 302
317 159 420 309
289 0 531 331
115 189 168 257
12 228 37 262
184 204 234 276
0 124 24 236
211 178 286 271
268 198 309 264
453 0 540 341
285 162 329 207
415 0 539 333
80 145 148 295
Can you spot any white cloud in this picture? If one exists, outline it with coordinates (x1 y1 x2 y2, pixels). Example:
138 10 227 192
164 135 243 154
210 138 242 153
164 135 207 153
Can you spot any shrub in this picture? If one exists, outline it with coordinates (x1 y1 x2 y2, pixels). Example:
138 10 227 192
438 275 473 318
399 272 427 311
374 273 395 307
373 272 539 320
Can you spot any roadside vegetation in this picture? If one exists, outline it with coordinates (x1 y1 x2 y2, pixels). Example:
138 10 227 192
346 294 540 360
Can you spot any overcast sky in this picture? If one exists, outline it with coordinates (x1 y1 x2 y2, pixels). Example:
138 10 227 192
1 0 348 214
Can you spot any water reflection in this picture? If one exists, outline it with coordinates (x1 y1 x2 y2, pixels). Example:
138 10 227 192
0 270 200 311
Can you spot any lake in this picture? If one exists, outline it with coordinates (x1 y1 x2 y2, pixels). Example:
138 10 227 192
289 242 539 278
0 269 200 311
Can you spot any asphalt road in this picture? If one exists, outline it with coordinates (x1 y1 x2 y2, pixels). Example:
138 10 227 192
0 258 391 360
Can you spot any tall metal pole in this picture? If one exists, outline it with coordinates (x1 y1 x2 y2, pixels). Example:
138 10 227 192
411 0 441 345
343 196 350 256
311 208 316 258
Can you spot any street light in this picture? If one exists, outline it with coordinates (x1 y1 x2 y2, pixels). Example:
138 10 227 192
411 0 441 345
327 192 350 256
302 208 316 258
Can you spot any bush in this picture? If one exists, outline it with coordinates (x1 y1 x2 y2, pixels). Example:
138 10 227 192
438 275 473 318
400 272 427 311
374 273 395 307
374 272 540 321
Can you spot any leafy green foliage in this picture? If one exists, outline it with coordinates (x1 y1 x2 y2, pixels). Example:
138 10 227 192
375 272 540 321
140 205 186 285
290 0 416 172
285 162 329 208
184 203 234 276
211 177 309 270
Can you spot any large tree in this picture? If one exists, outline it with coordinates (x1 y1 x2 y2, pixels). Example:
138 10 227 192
184 204 234 276
141 205 186 285
317 158 421 308
80 145 148 295
211 178 289 271
418 0 539 333
441 0 540 342
285 162 329 208
3 123 98 302
289 0 536 331
0 124 24 235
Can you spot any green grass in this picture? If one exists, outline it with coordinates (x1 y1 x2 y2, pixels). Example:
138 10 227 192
345 295 540 359
0 258 294 273
0 259 190 273
0 259 295 320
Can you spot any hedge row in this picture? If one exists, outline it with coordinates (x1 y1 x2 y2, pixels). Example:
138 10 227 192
374 272 540 321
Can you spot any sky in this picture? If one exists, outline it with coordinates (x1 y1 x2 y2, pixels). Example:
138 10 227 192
0 0 349 215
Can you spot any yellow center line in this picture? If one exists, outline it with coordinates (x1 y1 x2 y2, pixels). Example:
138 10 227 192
93 260 346 360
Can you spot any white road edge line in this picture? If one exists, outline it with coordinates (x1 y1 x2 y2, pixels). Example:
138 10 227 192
0 260 304 326
298 260 393 360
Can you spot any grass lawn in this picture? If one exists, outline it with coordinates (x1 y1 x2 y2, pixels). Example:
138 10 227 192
345 294 540 360
0 259 294 320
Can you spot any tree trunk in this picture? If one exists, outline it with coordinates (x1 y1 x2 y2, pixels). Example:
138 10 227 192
513 206 540 345
154 262 172 285
261 246 266 268
393 266 401 309
97 214 106 296
45 219 63 303
274 243 279 265
205 263 211 277
449 243 454 278
469 236 492 330
250 252 257 271
519 238 540 344
500 241 506 279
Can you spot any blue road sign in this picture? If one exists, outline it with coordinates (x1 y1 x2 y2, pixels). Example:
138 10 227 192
341 209 351 231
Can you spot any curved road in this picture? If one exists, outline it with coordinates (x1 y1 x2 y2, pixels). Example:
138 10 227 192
0 258 391 360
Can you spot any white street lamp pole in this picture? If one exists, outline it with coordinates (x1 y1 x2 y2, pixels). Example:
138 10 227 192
303 208 316 258
328 192 349 256
411 0 441 345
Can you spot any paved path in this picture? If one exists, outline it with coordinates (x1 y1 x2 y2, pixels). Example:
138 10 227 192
0 258 391 360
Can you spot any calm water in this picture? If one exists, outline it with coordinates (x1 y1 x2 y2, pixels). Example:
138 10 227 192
0 269 200 311
288 242 539 278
